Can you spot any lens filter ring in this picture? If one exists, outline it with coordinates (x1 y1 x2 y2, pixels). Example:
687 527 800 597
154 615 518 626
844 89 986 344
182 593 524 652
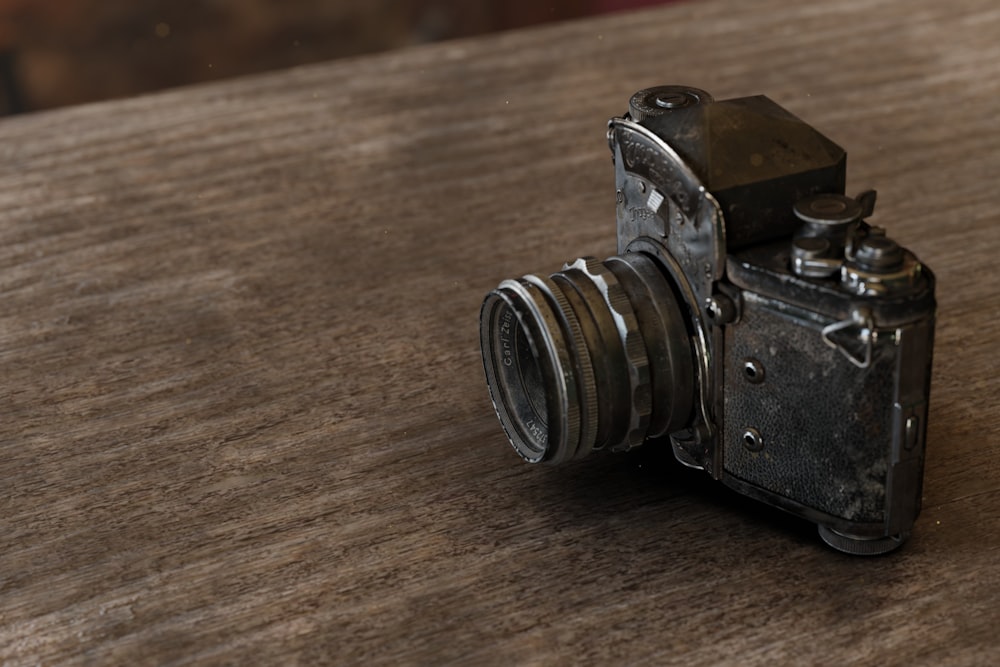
480 279 582 464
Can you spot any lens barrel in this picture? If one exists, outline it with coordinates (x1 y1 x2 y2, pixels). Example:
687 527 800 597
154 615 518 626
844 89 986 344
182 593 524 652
480 252 694 464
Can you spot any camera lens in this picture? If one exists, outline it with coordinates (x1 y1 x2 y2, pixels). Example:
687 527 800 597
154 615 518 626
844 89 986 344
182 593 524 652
480 253 695 463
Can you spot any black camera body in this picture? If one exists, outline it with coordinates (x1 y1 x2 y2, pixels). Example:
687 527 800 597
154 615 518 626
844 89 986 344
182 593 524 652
480 86 935 554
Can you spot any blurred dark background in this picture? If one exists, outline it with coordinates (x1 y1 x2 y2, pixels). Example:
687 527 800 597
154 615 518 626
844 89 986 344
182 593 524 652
0 0 674 115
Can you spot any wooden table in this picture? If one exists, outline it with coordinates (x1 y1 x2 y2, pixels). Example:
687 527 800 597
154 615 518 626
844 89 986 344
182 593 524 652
2 1 998 663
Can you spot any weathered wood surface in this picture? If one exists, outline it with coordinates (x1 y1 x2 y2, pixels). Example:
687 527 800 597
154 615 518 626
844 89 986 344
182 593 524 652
1 0 999 664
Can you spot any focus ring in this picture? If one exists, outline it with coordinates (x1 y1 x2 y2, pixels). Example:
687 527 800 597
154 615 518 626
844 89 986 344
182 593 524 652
566 257 652 450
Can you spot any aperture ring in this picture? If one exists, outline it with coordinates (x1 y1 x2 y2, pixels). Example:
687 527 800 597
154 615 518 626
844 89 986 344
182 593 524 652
522 274 599 461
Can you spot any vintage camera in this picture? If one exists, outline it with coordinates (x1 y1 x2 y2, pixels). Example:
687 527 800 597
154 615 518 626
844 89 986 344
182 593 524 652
479 86 936 555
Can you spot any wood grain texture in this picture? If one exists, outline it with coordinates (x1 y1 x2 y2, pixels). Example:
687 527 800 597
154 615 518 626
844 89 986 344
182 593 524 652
1 0 999 664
